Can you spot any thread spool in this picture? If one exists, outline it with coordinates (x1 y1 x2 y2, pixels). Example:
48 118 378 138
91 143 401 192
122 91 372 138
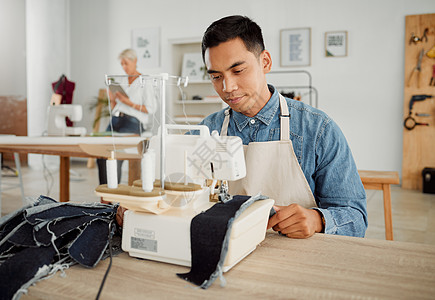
142 149 155 192
106 151 118 189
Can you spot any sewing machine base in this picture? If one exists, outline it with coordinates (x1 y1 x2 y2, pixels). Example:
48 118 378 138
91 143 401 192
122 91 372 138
121 195 274 272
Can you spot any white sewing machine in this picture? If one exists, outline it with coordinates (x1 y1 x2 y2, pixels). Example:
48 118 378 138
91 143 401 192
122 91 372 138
47 104 87 136
96 124 273 272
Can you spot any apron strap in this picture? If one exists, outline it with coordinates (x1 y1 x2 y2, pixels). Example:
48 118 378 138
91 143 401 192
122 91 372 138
279 94 290 141
220 94 291 140
221 108 231 137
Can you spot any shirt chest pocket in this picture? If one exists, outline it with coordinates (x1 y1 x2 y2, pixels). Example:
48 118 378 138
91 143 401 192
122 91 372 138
268 128 303 165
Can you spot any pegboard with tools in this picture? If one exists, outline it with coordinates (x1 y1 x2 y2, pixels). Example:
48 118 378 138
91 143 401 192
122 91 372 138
402 13 435 190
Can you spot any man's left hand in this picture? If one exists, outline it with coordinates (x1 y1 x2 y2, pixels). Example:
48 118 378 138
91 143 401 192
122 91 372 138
267 204 323 239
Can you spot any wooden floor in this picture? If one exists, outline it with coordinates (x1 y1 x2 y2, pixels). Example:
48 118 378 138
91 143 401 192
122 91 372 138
1 159 435 245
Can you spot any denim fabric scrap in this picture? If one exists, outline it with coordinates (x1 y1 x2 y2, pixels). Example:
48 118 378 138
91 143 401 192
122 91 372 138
0 195 120 300
68 219 111 268
0 195 56 233
0 213 26 245
7 222 39 248
0 243 56 300
24 202 115 225
32 215 100 247
177 194 268 289
0 228 85 300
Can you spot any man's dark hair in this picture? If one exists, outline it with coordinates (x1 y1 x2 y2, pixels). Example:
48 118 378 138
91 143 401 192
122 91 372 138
201 15 265 61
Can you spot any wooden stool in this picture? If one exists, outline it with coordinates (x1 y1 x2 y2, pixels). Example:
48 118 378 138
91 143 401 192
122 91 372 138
358 170 400 241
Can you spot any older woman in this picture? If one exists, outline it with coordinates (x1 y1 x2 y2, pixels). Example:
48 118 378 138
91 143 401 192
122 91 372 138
97 48 156 185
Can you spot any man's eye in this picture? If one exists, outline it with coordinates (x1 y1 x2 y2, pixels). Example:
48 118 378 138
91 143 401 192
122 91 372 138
234 69 244 74
210 74 221 80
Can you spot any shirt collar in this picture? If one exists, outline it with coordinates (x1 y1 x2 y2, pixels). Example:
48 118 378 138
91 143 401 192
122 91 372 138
232 85 280 131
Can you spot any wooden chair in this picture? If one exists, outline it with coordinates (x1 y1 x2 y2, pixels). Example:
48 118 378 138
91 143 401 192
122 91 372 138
358 170 400 241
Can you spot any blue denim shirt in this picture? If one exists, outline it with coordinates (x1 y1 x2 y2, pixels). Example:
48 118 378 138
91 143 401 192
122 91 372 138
195 85 367 237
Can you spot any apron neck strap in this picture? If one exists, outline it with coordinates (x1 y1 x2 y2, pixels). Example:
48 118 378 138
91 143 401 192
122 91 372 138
221 108 231 136
278 94 290 141
220 93 291 140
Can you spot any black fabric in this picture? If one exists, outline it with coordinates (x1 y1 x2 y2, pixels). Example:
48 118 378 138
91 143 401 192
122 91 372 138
0 240 17 256
0 213 25 240
32 215 97 246
0 196 120 300
68 219 110 268
8 222 38 247
177 195 251 288
25 204 114 225
0 244 56 300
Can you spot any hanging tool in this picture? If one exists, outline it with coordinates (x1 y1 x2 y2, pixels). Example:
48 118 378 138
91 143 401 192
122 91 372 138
427 45 435 58
416 113 431 117
403 94 433 130
408 94 433 110
404 116 429 130
409 28 429 45
430 65 435 86
408 49 424 88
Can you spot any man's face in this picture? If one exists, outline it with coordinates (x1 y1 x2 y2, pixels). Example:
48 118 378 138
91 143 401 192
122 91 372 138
204 37 272 117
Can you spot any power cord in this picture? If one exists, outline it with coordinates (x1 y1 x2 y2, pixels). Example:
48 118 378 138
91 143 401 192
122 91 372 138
95 221 116 300
42 155 54 196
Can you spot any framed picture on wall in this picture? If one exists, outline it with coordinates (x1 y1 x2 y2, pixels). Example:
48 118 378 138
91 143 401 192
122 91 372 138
181 52 207 82
131 27 160 69
280 28 311 67
325 31 348 57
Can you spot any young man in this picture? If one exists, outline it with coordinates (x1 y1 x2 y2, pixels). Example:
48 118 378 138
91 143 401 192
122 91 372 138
198 15 367 238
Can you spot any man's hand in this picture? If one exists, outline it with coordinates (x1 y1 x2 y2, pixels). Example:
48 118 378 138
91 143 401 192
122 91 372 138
116 206 127 227
101 198 126 227
267 204 323 239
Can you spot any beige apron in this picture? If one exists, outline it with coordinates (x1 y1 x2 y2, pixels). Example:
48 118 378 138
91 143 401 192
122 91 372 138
222 94 317 208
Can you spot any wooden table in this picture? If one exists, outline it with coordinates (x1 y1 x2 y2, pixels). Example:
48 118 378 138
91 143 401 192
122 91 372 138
22 232 435 299
359 170 400 241
0 137 145 202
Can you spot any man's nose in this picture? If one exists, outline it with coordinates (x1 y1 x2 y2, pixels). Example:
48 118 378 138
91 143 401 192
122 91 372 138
223 77 237 93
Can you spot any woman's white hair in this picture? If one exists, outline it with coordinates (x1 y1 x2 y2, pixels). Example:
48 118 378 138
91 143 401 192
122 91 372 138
118 49 137 61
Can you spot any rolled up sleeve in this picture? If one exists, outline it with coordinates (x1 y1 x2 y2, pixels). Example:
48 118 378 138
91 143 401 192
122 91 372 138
313 119 367 237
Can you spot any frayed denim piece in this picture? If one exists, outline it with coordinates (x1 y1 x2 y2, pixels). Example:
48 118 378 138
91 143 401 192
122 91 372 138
0 195 121 300
177 194 267 289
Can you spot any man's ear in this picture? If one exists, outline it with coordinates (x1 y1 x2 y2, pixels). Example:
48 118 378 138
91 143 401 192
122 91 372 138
261 50 272 73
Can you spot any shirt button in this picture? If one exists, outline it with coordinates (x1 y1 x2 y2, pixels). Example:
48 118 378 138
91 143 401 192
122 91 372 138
250 119 255 124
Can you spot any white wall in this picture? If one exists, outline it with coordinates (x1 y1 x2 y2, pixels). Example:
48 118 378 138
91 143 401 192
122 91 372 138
67 0 434 176
26 0 69 168
26 0 69 137
0 0 26 96
69 0 109 131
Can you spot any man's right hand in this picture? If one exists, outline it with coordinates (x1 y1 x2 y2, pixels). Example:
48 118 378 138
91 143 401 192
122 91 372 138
267 204 323 239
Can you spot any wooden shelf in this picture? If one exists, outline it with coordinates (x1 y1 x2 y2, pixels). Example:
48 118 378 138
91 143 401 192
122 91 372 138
170 38 219 121
173 116 204 123
188 79 211 84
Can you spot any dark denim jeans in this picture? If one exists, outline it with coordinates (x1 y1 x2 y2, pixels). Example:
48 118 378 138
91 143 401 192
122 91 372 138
97 114 143 184
0 195 120 300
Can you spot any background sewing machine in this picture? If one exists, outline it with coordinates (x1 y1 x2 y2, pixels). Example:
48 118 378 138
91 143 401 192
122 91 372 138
47 104 87 136
96 124 274 272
